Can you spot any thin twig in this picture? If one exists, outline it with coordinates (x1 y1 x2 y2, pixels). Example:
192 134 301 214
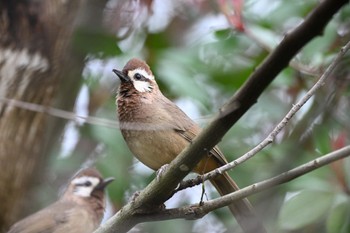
177 40 350 191
0 97 120 128
0 97 198 131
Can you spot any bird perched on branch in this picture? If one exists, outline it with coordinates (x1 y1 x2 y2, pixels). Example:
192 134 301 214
8 168 114 233
113 58 266 233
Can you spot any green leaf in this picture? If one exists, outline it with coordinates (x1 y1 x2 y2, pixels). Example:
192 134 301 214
73 28 121 57
145 32 171 50
313 125 332 155
214 29 233 40
156 51 210 105
327 198 350 233
278 190 334 230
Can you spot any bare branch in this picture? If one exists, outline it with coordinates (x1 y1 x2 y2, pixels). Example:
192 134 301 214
0 97 119 129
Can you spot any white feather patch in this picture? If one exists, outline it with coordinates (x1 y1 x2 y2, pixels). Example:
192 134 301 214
133 80 153 92
72 176 100 197
129 68 154 80
128 68 154 93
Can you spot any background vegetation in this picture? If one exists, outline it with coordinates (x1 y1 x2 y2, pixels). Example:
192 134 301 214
1 0 350 232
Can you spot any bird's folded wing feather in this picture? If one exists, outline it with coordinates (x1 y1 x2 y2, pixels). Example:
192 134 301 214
160 95 228 166
7 202 65 233
175 126 228 166
7 202 93 233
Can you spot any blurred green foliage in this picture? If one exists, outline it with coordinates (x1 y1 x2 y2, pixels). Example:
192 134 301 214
44 0 350 232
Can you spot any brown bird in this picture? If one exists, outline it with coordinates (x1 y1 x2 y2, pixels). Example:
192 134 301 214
113 58 266 233
8 168 114 233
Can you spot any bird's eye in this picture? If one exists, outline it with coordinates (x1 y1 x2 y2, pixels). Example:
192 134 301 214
134 73 142 80
83 181 92 187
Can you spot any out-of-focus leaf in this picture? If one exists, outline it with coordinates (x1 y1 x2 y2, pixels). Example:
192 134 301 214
313 125 332 155
249 0 317 29
278 190 334 230
91 121 133 202
271 67 295 87
201 30 267 90
326 197 350 233
73 28 122 57
338 3 350 21
344 158 350 188
145 32 171 50
214 29 233 40
247 25 280 49
289 175 334 192
210 69 251 90
299 22 337 66
157 50 211 105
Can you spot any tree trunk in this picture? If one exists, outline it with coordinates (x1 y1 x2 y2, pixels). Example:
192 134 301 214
0 0 87 231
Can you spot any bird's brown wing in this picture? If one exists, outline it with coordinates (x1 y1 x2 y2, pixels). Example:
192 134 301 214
7 202 95 233
159 94 228 167
7 202 64 233
175 126 228 165
54 205 96 233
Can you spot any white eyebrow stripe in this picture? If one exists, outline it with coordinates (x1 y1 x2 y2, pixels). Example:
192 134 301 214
127 68 154 93
128 68 154 80
72 176 100 197
72 176 99 186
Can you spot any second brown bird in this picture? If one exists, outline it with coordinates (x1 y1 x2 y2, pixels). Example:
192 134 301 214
8 168 114 233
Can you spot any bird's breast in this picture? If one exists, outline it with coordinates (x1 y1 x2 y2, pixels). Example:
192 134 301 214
117 91 191 170
122 128 189 171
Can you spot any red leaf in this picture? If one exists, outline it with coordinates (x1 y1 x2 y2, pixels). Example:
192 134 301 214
331 131 347 150
218 0 245 32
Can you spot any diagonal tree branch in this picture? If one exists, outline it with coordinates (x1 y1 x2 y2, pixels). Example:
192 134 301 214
177 39 350 191
94 0 349 232
101 145 350 222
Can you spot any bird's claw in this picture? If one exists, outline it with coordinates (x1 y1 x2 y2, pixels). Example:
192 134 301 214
156 164 169 181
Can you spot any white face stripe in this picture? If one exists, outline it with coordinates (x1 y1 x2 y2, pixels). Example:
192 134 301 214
72 176 100 197
128 68 154 93
128 68 154 80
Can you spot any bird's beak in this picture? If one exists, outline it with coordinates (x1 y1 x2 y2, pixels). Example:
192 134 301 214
95 177 115 190
113 69 130 82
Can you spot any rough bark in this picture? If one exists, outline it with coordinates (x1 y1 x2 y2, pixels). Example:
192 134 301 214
0 0 86 231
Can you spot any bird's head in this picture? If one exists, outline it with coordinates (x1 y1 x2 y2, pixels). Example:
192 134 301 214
113 58 157 94
64 168 114 200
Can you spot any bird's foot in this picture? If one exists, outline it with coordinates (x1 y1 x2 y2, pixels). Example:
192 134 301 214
156 164 169 181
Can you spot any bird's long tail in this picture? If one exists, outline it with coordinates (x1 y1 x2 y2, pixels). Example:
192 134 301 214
210 172 267 233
